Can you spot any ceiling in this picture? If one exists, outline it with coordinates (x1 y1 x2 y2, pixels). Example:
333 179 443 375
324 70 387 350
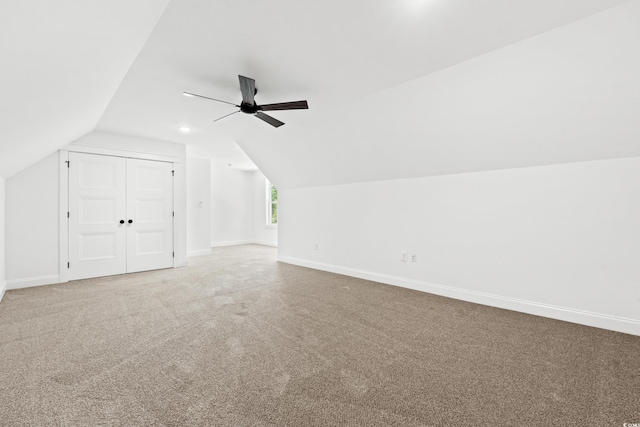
0 0 170 178
2 0 638 187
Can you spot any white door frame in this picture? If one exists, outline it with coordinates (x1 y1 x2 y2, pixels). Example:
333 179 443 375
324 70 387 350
59 147 181 284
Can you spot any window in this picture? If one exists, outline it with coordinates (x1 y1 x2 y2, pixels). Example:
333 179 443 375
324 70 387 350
266 181 278 226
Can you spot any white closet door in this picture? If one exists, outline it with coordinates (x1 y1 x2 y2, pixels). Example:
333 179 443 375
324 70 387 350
126 158 174 273
69 153 127 280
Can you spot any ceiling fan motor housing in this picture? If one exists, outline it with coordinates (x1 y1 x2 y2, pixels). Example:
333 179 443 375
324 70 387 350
240 101 260 114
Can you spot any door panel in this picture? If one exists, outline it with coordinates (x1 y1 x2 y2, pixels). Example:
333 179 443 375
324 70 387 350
78 233 118 261
79 197 118 224
69 153 127 280
135 230 168 256
126 158 174 273
135 199 166 222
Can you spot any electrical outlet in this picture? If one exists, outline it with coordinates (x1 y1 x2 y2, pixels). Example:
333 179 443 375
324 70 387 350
410 253 417 262
401 252 408 262
314 242 319 250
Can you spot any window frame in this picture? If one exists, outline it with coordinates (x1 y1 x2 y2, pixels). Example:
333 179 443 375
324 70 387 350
266 180 278 228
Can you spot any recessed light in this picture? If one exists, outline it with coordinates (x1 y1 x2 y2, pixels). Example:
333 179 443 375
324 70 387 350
404 0 434 11
179 126 190 133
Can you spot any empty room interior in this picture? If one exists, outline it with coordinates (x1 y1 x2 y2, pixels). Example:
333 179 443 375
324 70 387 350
1 0 640 425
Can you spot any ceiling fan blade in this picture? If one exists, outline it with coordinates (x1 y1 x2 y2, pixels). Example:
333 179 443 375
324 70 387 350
238 75 256 105
183 92 238 107
255 111 284 128
213 110 240 123
259 100 309 111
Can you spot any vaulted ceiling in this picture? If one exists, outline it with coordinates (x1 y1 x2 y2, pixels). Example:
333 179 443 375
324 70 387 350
2 0 638 188
0 0 170 178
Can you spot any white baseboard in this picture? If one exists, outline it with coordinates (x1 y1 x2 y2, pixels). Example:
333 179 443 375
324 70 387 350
187 249 212 257
253 240 278 247
211 240 278 248
277 256 640 337
5 265 194 290
0 281 6 304
211 240 254 248
175 259 188 268
6 275 60 290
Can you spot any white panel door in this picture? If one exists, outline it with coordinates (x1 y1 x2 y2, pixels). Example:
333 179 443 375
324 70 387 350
126 158 174 273
69 153 127 280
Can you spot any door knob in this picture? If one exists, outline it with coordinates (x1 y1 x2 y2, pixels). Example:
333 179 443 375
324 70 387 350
119 220 125 224
128 219 133 224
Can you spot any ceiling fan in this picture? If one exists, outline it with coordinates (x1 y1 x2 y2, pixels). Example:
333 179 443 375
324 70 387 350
184 75 308 128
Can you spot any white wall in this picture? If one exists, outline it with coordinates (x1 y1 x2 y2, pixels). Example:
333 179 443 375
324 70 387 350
253 171 277 247
187 157 211 257
279 157 640 336
211 167 254 246
0 177 6 303
210 167 278 248
5 153 59 287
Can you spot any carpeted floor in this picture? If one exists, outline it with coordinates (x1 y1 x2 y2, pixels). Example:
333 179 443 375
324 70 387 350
0 244 638 426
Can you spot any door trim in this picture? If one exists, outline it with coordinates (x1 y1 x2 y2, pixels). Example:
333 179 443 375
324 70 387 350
59 150 178 283
59 151 69 283
172 162 177 269
63 144 180 164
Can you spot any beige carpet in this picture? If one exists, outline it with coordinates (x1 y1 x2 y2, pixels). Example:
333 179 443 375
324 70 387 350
0 245 638 426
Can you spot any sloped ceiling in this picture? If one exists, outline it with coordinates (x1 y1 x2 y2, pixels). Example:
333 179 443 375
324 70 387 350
0 0 170 178
2 0 638 187
246 0 640 187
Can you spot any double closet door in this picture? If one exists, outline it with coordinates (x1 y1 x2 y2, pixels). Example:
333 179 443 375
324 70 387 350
68 152 174 281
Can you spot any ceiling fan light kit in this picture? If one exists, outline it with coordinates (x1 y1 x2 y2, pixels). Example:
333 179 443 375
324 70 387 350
184 75 308 128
